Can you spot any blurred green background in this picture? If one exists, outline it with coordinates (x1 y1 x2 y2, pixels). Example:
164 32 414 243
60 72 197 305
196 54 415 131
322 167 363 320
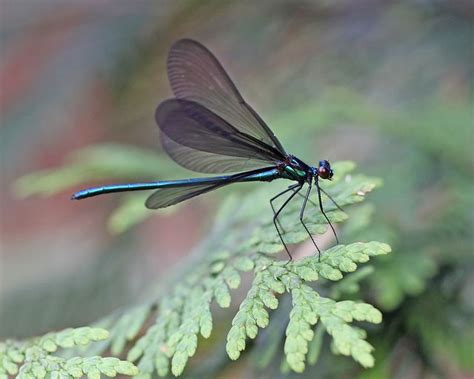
1 1 473 378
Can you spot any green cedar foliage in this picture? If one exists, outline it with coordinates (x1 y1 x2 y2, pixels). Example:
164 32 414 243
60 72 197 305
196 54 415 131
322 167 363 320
0 327 138 379
226 242 389 372
12 144 175 234
13 159 389 377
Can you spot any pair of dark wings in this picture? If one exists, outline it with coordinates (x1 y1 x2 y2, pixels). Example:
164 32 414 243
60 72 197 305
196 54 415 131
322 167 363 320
146 39 288 209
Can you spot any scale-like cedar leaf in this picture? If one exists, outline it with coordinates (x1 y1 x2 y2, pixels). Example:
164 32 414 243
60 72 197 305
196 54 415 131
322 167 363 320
0 328 138 379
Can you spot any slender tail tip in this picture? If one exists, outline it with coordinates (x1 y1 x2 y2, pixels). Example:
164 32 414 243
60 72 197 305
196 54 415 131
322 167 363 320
71 193 80 200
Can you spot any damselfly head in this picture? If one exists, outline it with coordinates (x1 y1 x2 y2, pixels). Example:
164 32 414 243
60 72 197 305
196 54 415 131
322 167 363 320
317 160 333 180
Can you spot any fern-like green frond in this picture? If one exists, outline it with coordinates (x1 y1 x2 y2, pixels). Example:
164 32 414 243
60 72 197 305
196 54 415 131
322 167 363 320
12 144 175 234
0 327 138 379
226 242 389 372
13 144 171 198
125 255 256 378
370 251 437 311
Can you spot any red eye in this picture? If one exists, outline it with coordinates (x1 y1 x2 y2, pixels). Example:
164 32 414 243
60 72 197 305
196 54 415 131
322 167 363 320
318 167 329 179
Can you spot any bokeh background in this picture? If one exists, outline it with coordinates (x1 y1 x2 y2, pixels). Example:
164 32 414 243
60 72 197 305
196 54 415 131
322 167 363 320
1 1 473 378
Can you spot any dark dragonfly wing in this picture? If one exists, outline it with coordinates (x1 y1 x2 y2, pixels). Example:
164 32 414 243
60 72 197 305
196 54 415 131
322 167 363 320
160 133 272 173
160 38 287 173
145 182 223 209
145 167 274 209
167 39 286 153
157 99 285 167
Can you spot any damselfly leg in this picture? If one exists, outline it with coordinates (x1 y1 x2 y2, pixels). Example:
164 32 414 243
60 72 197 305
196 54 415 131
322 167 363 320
319 186 344 213
272 183 303 261
299 182 322 260
270 183 301 234
315 176 339 245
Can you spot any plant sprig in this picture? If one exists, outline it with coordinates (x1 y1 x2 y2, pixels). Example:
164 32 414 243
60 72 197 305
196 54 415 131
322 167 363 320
43 161 390 377
0 327 139 379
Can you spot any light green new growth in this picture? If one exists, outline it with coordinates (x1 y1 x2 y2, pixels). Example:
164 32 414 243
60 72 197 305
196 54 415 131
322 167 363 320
0 327 139 379
126 256 256 377
226 242 390 372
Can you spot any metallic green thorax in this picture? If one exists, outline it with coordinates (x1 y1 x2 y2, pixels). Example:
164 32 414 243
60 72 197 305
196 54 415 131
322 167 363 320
282 166 307 180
